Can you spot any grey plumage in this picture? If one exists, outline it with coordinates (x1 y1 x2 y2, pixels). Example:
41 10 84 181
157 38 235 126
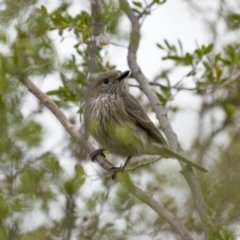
84 70 207 173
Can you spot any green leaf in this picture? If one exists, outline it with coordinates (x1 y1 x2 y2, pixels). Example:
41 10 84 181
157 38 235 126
162 55 183 62
47 89 64 96
65 176 85 194
177 39 183 55
19 169 45 194
156 92 168 106
132 1 142 8
40 5 48 16
164 39 172 50
16 119 42 146
184 53 193 65
219 57 231 65
214 66 222 80
43 153 61 176
223 103 235 116
228 13 240 29
156 43 164 49
0 194 9 219
0 31 7 43
214 53 221 63
74 164 86 178
161 86 171 99
204 43 214 54
195 48 203 58
202 61 211 70
63 166 85 195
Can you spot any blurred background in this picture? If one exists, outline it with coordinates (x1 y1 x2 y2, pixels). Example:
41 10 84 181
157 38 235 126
0 0 240 239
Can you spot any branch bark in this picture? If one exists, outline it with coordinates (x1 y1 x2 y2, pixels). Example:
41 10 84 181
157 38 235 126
119 0 208 238
19 78 193 240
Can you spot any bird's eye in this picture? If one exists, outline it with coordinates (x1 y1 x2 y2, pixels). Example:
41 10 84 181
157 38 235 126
103 79 109 84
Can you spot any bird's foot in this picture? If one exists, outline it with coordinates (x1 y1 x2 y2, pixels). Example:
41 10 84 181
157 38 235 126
110 156 132 180
89 148 106 162
110 164 125 180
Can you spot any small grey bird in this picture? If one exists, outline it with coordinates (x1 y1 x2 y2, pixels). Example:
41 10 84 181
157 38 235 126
84 70 207 176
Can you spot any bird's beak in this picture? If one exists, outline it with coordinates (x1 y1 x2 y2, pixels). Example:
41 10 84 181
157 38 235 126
117 70 130 81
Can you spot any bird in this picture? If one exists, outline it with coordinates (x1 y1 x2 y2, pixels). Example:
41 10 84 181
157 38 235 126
84 70 208 177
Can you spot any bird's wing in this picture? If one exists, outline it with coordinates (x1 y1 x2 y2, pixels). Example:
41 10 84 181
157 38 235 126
123 93 167 145
123 93 208 173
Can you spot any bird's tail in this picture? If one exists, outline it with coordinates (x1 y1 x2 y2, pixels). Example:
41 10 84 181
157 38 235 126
152 144 208 173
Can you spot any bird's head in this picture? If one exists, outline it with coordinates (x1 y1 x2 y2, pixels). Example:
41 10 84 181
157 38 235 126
89 70 130 97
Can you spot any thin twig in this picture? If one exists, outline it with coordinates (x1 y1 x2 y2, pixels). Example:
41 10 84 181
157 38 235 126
126 157 162 171
104 36 129 48
129 83 199 91
138 1 155 19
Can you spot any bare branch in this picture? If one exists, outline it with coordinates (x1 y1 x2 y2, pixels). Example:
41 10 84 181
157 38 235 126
129 82 199 91
119 0 208 238
19 78 194 240
105 39 128 48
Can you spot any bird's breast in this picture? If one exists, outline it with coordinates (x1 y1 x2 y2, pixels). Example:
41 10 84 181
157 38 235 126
85 95 149 157
85 94 124 142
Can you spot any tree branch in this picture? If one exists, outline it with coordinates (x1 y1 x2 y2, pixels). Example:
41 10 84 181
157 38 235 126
119 0 208 238
19 78 193 240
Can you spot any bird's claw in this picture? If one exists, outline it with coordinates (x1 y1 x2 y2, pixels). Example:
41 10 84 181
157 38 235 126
110 165 124 180
89 148 106 162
